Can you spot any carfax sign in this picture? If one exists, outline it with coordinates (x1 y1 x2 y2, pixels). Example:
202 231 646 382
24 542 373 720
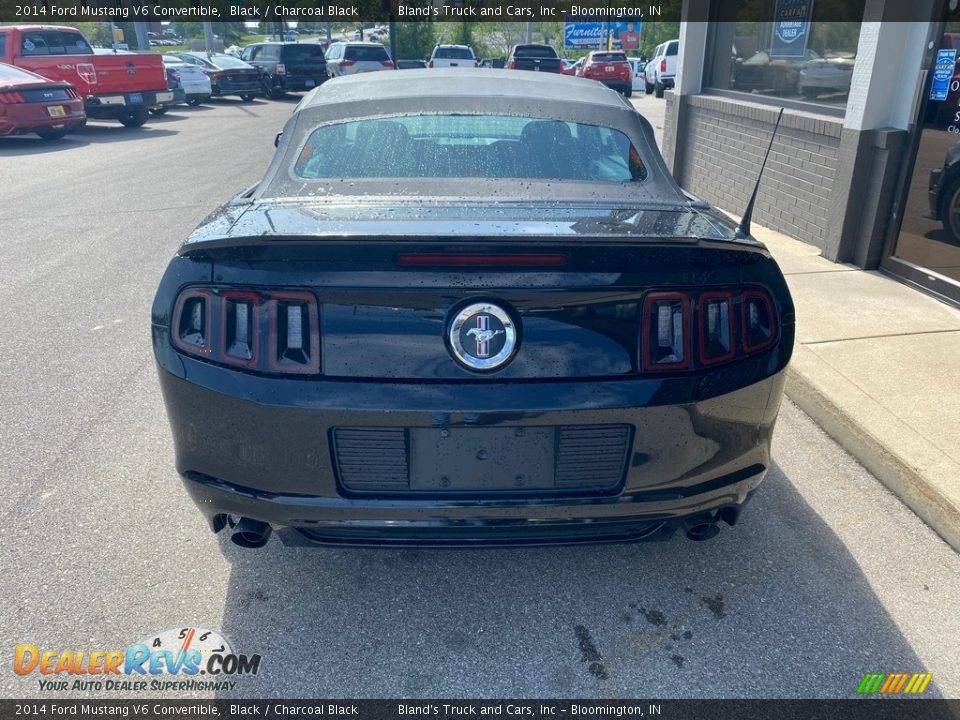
931 48 957 101
770 0 815 58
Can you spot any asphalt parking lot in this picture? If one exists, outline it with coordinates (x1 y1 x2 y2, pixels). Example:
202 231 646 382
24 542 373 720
1 90 958 700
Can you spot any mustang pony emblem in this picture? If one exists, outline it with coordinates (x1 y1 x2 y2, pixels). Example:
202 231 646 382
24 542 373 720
467 316 503 358
448 304 518 371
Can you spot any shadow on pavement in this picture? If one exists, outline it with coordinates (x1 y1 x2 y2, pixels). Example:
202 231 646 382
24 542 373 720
211 460 935 698
0 124 178 154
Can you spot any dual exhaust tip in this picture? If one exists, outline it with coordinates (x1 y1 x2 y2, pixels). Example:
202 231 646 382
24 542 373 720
225 505 742 548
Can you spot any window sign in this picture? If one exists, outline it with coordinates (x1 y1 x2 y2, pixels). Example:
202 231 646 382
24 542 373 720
770 0 815 58
931 48 957 101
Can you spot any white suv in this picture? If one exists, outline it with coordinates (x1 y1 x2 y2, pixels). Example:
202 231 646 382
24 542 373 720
428 44 478 69
644 39 679 98
325 42 394 77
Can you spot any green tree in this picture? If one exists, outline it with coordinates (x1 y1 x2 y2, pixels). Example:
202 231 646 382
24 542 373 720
392 22 438 61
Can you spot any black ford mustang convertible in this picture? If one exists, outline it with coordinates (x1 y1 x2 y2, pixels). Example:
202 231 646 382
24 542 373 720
152 69 795 548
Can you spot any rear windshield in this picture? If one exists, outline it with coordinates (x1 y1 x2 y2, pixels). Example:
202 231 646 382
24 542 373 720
283 44 326 61
344 45 389 61
19 31 92 56
294 114 647 184
513 46 558 59
212 55 252 69
434 47 474 59
592 53 628 62
666 42 678 56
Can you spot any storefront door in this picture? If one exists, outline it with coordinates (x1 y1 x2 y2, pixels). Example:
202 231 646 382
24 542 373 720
884 6 960 306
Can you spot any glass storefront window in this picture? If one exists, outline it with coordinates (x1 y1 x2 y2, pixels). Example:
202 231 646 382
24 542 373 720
705 1 865 108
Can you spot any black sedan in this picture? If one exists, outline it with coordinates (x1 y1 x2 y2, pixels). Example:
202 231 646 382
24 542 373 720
167 52 262 102
152 69 795 549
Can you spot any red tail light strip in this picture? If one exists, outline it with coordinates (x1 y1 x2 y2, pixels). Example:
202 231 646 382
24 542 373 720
171 289 213 356
395 253 567 267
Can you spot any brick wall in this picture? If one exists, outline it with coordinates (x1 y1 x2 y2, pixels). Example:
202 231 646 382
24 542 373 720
675 94 842 250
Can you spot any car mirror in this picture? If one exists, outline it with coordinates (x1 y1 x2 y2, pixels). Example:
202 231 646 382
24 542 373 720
274 131 283 148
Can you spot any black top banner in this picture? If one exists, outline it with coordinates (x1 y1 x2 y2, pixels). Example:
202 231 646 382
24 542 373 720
2 700 960 720
0 0 944 23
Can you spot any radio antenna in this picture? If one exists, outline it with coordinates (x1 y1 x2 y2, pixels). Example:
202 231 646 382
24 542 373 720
735 108 784 239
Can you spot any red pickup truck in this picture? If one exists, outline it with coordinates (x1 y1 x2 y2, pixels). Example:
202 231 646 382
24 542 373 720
0 25 172 128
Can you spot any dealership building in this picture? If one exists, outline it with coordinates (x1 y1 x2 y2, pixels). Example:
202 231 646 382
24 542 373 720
662 0 960 305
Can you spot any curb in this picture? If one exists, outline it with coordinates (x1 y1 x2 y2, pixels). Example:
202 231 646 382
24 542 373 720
784 364 960 554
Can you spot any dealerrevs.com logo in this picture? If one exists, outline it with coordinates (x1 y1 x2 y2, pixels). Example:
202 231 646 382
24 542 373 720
13 627 261 692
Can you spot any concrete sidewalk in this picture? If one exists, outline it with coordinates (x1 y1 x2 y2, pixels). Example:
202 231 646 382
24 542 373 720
745 221 960 552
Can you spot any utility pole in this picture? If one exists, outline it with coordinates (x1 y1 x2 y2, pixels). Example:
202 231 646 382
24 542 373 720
525 21 532 43
389 20 397 67
203 21 215 54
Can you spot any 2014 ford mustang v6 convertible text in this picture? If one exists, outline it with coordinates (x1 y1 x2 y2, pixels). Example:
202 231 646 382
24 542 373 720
151 69 795 548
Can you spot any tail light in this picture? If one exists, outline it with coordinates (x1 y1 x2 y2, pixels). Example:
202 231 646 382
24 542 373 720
698 291 735 365
474 61 479 68
0 90 25 104
171 287 320 375
276 63 286 75
211 70 226 81
65 86 80 99
380 59 394 68
640 287 779 373
340 59 356 67
660 58 666 73
741 290 778 353
507 58 516 69
427 60 434 68
641 292 690 371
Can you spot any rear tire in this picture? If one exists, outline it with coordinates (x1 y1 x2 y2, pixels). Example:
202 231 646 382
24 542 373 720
36 127 68 140
120 107 149 128
655 81 665 98
240 93 255 103
187 97 201 106
644 80 654 94
937 175 960 241
623 85 633 98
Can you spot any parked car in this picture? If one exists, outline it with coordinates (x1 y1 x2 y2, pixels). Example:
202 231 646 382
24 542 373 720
241 41 328 97
161 55 212 106
506 43 563 73
325 42 394 77
150 58 187 115
629 58 646 92
577 50 633 97
645 39 678 97
167 52 262 102
732 49 816 96
428 44 478 69
797 52 855 99
151 69 795 550
0 61 85 139
0 25 171 127
927 142 960 241
561 59 578 76
396 59 427 70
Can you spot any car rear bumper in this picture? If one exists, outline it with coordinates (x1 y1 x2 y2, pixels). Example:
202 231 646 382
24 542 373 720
85 91 172 118
0 100 86 135
157 359 786 546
